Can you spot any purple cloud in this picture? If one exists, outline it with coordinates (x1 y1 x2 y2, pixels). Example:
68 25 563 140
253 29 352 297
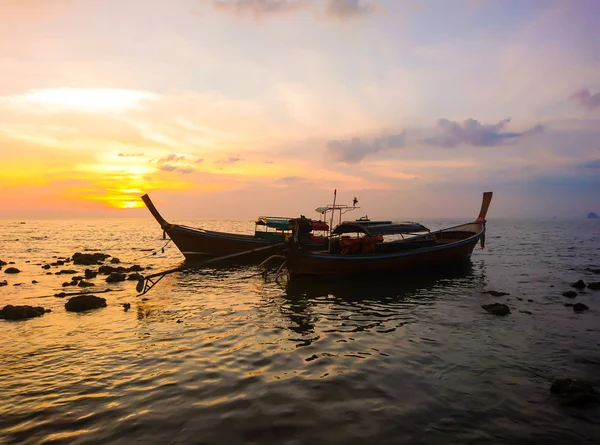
578 159 600 169
327 132 406 163
118 152 144 157
570 89 600 111
154 154 196 174
212 0 311 17
424 118 543 148
217 156 242 165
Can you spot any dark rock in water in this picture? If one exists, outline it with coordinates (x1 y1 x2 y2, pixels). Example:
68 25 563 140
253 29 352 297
142 297 149 301
110 257 121 264
42 264 51 269
550 378 598 406
127 273 144 281
527 299 534 303
0 304 48 320
98 265 127 275
573 303 589 312
128 265 144 272
72 252 110 266
571 280 586 289
57 269 78 275
587 282 600 290
45 272 52 275
0 259 7 266
78 280 95 287
562 291 578 298
13 283 22 286
9 261 14 264
519 310 532 315
517 297 523 301
123 303 131 312
588 212 599 219
4 267 20 274
54 292 66 298
589 268 600 275
32 280 38 284
106 272 126 283
483 290 510 297
564 303 575 307
71 276 84 281
0 280 7 287
482 303 511 316
84 269 98 279
62 281 75 287
65 295 107 312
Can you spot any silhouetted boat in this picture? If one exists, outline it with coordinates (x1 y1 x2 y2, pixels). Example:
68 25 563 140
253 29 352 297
141 194 329 259
285 192 493 276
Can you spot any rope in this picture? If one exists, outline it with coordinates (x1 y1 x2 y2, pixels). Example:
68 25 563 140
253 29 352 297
133 239 172 261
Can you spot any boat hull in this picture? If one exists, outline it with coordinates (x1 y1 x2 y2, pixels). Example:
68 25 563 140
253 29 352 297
287 222 484 276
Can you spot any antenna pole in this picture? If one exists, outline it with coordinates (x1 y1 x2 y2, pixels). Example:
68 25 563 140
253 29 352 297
329 189 337 234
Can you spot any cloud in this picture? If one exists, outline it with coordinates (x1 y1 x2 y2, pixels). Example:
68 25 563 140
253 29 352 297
154 153 196 174
570 89 600 111
326 131 406 163
424 118 544 148
118 152 144 157
211 0 311 18
195 158 204 163
216 156 242 164
578 159 600 169
325 0 374 19
277 175 306 183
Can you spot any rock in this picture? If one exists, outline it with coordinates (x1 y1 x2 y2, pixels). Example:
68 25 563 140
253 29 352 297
142 297 149 301
571 280 586 289
84 269 98 279
562 291 578 298
0 305 48 320
0 259 6 266
71 252 110 266
42 264 51 269
550 378 598 406
98 265 127 275
110 257 121 264
72 276 84 281
123 303 131 311
57 269 78 275
588 282 600 290
106 272 126 283
482 303 511 316
564 303 575 307
54 292 67 298
519 310 532 315
32 280 38 284
4 267 20 274
13 283 22 286
77 280 95 287
517 297 523 301
65 295 107 312
573 303 589 312
128 265 144 272
127 273 144 281
9 261 14 264
0 280 7 287
527 299 534 303
589 268 600 275
483 290 510 297
62 281 76 287
588 212 599 219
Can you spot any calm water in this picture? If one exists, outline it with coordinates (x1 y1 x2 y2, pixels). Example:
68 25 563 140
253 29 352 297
1 218 599 445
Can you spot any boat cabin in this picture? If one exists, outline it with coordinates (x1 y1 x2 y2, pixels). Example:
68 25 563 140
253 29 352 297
254 216 329 243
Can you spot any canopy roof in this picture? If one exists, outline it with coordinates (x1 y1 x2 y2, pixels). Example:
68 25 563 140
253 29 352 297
332 221 430 236
255 217 293 230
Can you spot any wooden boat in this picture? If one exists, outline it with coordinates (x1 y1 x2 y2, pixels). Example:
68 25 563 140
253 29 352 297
141 194 329 260
285 192 493 276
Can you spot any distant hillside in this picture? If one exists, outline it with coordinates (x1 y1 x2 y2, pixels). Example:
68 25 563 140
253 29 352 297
588 212 599 219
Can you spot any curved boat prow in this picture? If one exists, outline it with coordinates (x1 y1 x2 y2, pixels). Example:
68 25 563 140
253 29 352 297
141 194 169 229
476 192 493 222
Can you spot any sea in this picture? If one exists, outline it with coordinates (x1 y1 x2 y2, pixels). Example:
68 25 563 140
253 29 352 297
1 217 599 445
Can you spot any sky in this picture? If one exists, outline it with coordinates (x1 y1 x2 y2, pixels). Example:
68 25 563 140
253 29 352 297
0 0 599 220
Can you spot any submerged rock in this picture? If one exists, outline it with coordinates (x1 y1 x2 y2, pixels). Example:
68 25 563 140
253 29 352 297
562 291 578 298
128 265 144 272
589 268 600 275
127 273 144 281
123 303 131 312
106 272 126 283
57 269 78 275
110 257 121 264
0 259 7 266
84 269 98 279
72 252 110 266
98 265 127 275
483 290 510 297
571 280 586 289
550 378 598 406
564 303 575 307
482 303 511 316
0 280 7 287
77 280 95 287
65 295 107 312
573 303 589 312
42 264 51 269
587 282 600 290
0 304 48 320
4 267 20 274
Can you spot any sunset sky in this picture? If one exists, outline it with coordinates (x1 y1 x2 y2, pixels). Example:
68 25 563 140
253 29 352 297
1 0 599 219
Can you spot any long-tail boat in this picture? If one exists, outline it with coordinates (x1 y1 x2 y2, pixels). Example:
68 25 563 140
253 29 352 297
141 194 330 260
285 192 493 276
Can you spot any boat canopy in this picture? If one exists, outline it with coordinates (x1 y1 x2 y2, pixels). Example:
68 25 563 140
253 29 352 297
255 217 293 230
332 221 430 236
311 221 329 231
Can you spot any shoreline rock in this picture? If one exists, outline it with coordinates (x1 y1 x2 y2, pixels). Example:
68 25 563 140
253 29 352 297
65 295 107 312
482 303 511 316
4 267 20 274
1 305 49 320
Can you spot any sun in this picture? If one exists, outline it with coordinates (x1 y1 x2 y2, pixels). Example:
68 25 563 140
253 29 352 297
16 88 157 112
